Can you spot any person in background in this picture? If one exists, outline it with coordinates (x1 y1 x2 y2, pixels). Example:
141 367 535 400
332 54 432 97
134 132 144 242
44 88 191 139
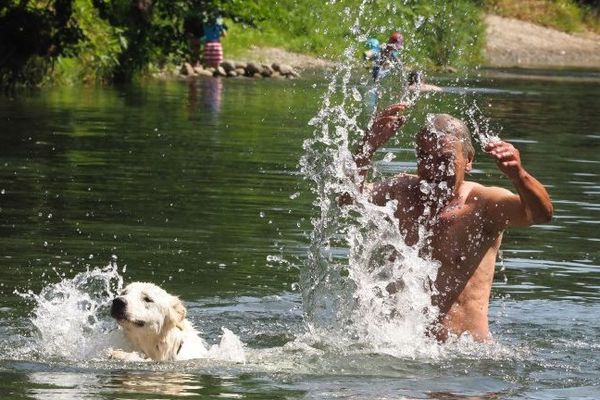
184 14 204 67
363 37 381 63
203 15 228 68
407 70 442 93
372 31 403 80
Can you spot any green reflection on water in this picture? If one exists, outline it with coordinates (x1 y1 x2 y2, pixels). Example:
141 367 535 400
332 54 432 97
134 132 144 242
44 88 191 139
0 69 599 399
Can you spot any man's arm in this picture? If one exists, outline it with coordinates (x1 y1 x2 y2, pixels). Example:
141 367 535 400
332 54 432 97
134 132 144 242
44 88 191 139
484 140 553 229
355 103 408 188
339 103 408 205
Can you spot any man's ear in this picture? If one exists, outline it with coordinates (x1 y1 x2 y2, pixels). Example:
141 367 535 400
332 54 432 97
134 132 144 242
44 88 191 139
465 157 473 173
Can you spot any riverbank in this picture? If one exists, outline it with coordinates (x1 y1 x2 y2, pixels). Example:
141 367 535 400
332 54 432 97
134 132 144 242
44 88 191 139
3 1 599 88
171 47 336 80
192 13 600 78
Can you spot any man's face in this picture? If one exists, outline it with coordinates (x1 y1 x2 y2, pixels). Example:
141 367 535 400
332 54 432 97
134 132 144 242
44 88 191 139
416 131 471 189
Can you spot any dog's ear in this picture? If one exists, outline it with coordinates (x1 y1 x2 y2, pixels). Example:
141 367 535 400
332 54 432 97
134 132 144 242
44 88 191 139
170 297 187 329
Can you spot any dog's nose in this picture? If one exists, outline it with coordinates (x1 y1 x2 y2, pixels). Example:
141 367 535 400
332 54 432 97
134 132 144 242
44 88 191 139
111 297 127 318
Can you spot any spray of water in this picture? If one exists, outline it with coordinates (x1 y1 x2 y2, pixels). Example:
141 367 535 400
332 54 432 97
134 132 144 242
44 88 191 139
13 257 246 363
464 99 501 149
299 2 440 358
299 1 504 358
16 257 125 360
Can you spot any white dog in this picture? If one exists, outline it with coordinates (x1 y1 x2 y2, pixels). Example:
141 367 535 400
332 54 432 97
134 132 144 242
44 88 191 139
109 282 244 362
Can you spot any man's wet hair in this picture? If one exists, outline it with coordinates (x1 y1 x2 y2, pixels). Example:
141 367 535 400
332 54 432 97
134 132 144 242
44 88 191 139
419 114 475 160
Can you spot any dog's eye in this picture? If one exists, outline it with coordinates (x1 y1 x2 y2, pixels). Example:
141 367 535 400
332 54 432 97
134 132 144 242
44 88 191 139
143 296 153 303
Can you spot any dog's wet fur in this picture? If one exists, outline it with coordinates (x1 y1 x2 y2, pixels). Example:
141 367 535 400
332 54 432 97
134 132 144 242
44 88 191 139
109 282 211 361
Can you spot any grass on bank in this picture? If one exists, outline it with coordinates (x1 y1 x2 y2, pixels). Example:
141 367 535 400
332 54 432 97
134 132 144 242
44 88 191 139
4 0 598 87
484 0 600 34
220 0 484 69
48 0 485 84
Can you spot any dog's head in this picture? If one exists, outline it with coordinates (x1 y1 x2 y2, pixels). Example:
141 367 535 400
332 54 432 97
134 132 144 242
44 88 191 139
111 282 187 336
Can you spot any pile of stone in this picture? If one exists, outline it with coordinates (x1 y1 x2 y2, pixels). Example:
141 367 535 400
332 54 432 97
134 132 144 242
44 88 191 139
180 60 300 79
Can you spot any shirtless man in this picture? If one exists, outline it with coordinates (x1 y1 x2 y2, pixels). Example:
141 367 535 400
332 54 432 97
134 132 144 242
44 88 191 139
348 103 553 342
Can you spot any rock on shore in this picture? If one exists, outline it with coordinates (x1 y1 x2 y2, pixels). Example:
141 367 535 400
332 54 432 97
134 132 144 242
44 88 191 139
179 60 303 79
175 46 338 80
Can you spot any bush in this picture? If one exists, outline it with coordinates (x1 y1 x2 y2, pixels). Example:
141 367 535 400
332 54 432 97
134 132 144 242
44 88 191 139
2 0 487 87
53 0 126 84
224 0 485 68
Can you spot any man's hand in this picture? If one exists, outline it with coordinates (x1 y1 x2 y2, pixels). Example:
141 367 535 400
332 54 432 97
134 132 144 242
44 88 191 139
484 140 553 227
359 103 409 158
345 102 409 202
485 140 523 181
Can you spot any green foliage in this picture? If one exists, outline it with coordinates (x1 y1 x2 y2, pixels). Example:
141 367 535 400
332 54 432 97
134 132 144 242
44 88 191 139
223 0 484 68
415 0 485 66
0 0 81 88
53 0 126 84
1 0 266 87
485 0 600 33
7 0 596 87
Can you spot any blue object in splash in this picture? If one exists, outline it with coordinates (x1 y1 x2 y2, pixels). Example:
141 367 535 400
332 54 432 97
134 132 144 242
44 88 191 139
366 38 381 55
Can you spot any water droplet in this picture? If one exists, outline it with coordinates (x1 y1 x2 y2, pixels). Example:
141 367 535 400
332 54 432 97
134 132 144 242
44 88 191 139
420 180 431 195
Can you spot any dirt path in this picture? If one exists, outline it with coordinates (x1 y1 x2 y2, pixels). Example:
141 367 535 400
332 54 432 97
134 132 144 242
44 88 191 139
485 14 600 68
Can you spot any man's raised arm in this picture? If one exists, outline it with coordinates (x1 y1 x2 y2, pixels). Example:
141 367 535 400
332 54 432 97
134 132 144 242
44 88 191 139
484 140 553 228
338 103 408 205
355 103 409 189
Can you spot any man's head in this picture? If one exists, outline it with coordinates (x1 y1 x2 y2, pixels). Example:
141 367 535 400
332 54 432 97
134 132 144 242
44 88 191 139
416 114 474 189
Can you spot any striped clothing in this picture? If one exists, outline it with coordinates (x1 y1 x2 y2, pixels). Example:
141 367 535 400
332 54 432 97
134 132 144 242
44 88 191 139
203 42 223 68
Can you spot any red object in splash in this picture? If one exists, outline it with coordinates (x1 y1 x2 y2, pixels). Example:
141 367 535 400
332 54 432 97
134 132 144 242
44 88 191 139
389 31 403 45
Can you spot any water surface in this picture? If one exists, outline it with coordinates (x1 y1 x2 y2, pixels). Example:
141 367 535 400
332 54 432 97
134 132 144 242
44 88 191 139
0 69 599 399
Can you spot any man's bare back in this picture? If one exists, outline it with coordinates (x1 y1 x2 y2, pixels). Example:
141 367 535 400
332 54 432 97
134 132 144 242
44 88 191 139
349 105 553 341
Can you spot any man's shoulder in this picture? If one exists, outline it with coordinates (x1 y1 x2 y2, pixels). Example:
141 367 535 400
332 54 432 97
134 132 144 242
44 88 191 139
465 180 514 199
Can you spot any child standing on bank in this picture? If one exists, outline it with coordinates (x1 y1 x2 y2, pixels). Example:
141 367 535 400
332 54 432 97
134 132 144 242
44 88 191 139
203 16 228 68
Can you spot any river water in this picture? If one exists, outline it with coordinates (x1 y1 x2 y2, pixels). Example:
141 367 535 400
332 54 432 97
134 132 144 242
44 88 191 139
0 68 599 399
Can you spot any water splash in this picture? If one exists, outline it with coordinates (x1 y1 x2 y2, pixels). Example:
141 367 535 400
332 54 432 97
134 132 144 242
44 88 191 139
300 1 444 358
16 257 125 360
298 0 511 359
12 257 246 363
464 99 501 148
